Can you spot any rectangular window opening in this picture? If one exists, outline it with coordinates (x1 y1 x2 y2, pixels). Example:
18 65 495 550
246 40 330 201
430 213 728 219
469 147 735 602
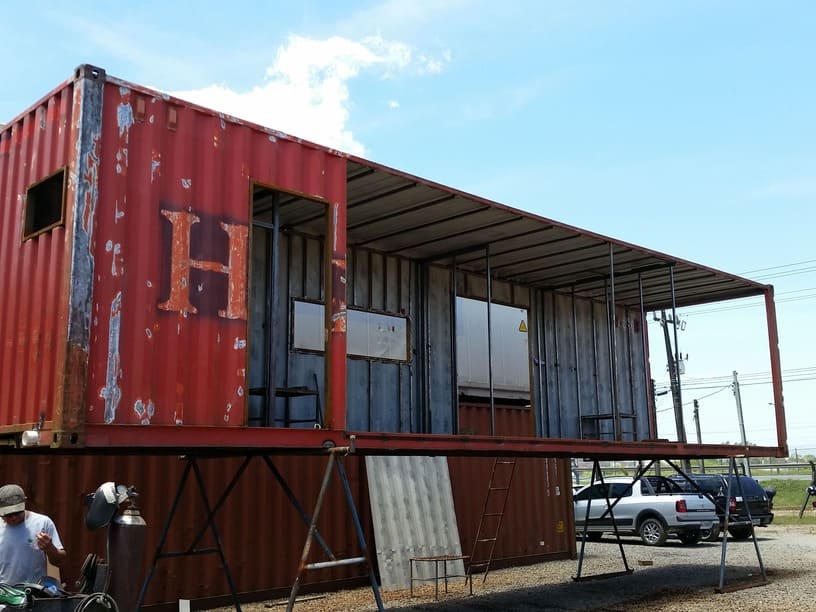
23 168 66 240
292 299 410 362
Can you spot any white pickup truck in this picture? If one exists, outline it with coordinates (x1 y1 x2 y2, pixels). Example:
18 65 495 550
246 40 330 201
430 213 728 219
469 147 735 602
573 475 719 546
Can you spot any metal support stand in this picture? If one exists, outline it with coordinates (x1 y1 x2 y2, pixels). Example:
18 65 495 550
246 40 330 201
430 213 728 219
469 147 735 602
136 452 380 611
287 449 384 612
715 457 767 593
136 456 244 611
573 459 635 581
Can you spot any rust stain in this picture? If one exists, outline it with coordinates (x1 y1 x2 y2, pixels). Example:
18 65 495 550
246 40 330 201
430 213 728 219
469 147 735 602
60 342 89 433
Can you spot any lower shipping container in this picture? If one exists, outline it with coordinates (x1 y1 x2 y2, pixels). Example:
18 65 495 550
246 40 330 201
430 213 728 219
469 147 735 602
0 453 573 608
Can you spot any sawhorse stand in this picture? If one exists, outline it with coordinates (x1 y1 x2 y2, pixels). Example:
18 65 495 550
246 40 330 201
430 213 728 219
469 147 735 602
134 451 383 611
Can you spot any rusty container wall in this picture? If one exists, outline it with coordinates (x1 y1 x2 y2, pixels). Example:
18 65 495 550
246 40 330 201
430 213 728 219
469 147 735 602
0 449 574 607
0 453 373 608
452 403 575 563
0 82 76 434
86 78 346 427
449 453 575 566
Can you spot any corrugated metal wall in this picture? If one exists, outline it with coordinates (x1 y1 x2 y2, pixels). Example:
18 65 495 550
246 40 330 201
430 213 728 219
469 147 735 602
0 453 372 608
0 83 75 432
85 81 346 427
449 455 575 565
0 452 574 607
346 247 415 433
1 72 648 444
366 456 464 589
537 290 648 441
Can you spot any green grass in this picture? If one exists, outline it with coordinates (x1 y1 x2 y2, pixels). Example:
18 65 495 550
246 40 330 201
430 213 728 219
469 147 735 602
757 478 813 510
770 513 816 526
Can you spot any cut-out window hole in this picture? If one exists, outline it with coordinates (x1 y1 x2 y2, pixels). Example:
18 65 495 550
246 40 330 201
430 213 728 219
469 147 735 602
23 168 66 240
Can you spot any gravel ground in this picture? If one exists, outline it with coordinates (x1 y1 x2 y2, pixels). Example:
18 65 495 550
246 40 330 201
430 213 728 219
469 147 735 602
208 522 816 612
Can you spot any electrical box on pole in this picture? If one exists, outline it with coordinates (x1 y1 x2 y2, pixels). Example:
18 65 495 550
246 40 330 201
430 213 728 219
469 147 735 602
660 310 689 473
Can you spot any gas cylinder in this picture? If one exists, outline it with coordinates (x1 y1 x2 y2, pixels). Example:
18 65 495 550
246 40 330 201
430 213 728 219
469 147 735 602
108 504 148 611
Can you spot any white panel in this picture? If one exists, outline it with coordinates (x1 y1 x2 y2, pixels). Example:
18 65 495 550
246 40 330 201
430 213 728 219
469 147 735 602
365 456 464 590
456 297 530 397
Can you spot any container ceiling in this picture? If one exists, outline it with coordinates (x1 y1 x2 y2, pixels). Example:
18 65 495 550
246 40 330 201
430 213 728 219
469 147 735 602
258 160 768 312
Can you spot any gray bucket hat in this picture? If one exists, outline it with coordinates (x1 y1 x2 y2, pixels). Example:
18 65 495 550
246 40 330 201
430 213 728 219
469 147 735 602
0 484 26 516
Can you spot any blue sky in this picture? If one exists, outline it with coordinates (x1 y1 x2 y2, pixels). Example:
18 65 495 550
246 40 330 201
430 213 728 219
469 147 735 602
3 1 814 453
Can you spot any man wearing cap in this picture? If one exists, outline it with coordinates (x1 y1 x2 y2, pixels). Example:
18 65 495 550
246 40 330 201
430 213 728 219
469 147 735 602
0 484 66 585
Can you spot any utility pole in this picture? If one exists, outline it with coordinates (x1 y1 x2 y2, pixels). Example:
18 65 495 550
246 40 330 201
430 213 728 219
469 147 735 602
660 310 689 472
731 370 752 477
693 399 704 473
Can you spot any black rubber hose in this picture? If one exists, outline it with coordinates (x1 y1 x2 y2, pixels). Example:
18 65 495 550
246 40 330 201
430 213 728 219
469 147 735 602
74 592 120 612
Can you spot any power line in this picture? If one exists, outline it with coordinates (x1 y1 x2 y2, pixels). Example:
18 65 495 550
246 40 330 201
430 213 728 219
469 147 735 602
740 259 816 275
681 385 730 406
682 292 816 316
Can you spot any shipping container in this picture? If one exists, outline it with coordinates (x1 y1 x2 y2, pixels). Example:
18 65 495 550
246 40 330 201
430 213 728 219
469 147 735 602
0 65 787 458
1 64 787 610
0 452 573 608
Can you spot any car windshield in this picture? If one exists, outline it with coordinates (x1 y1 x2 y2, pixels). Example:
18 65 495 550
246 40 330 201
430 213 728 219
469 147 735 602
725 476 766 496
574 482 634 501
690 476 724 496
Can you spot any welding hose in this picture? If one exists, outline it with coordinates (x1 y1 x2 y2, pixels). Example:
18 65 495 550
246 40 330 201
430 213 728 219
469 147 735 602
74 592 119 611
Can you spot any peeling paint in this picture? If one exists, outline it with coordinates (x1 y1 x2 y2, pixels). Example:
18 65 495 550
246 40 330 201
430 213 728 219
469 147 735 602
145 328 152 338
331 309 348 333
146 280 152 288
114 199 124 223
99 292 122 424
233 337 246 350
181 178 192 189
237 386 244 397
117 102 134 137
133 398 155 425
150 152 161 182
332 204 339 251
105 241 122 277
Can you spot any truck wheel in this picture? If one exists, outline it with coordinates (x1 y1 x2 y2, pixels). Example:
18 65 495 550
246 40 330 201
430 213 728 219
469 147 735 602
638 517 668 546
728 525 753 540
678 530 701 545
700 526 720 542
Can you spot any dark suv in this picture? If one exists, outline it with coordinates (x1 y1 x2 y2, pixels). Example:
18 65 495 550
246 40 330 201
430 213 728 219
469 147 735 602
670 474 774 540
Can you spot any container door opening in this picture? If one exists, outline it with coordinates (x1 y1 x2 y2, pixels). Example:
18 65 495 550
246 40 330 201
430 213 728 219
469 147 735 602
249 184 327 428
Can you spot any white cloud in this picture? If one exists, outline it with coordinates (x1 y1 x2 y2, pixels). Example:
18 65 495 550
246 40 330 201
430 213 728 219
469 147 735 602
173 34 448 156
388 100 401 109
